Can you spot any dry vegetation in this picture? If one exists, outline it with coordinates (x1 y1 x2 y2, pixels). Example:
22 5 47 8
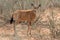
0 0 60 40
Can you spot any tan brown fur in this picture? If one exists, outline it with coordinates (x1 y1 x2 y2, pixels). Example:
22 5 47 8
12 9 36 24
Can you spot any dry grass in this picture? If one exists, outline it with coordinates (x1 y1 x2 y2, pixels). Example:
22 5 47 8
0 9 60 40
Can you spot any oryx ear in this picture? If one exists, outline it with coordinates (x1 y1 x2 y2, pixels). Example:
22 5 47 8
31 3 37 9
37 4 41 9
38 4 41 7
31 3 35 7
